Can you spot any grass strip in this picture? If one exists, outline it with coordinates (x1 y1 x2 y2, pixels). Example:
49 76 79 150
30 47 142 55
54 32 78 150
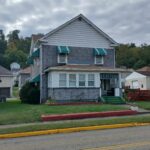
0 115 150 135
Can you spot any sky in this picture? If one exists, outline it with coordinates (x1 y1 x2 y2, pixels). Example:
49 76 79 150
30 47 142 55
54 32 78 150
0 0 150 45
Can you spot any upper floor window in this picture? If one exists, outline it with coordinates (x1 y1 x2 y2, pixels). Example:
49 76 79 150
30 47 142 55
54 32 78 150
59 73 67 87
57 46 70 64
79 74 86 87
69 74 76 87
94 48 107 65
95 56 104 65
58 54 67 64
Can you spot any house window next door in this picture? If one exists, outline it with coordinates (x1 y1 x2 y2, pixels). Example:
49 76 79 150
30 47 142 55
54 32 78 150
100 73 119 96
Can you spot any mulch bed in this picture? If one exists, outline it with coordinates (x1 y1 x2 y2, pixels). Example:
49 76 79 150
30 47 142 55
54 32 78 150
47 102 101 106
41 110 138 121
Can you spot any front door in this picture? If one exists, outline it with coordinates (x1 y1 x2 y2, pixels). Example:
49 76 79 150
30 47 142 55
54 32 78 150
101 79 114 96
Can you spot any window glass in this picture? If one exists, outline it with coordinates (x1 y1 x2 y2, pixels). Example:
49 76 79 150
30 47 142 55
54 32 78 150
96 56 103 64
58 55 67 64
88 74 95 87
69 74 76 87
59 73 67 87
79 74 86 87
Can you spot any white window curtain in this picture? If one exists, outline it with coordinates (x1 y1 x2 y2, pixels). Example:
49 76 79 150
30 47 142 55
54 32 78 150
69 74 76 87
59 73 67 87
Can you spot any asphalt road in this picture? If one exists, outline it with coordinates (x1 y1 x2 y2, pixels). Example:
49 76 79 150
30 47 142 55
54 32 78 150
0 126 150 150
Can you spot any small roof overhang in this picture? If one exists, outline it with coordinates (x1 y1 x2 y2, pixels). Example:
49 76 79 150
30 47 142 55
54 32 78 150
30 74 40 83
57 46 70 54
94 48 107 56
45 65 133 73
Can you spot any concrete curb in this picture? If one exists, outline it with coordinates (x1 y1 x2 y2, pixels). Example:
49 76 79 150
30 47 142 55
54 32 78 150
0 122 150 139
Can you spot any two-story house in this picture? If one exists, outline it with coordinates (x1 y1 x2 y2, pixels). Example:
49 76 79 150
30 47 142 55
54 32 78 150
28 14 128 103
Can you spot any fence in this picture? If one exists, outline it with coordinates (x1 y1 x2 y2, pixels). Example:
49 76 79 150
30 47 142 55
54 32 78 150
127 89 150 101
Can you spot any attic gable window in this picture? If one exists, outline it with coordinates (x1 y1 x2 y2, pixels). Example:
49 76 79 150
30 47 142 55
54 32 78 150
57 46 70 64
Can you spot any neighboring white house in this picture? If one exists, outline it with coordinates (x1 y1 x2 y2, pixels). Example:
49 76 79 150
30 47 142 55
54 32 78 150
0 65 13 97
125 66 150 90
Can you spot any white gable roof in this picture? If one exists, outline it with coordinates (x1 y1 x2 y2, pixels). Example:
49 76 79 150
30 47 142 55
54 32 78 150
126 71 146 80
40 14 118 48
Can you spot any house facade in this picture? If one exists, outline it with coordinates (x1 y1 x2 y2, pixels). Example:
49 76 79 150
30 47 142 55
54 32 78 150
18 67 31 89
28 14 129 103
0 65 13 98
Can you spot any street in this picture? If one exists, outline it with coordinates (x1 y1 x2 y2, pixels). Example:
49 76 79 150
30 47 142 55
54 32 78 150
0 126 150 150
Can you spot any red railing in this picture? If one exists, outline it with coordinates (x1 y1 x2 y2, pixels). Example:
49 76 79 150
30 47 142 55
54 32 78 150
127 90 150 101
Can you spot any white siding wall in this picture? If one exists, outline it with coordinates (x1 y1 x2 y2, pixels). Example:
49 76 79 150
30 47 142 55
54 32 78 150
125 77 147 90
0 76 13 88
48 71 100 88
47 19 111 48
146 77 150 90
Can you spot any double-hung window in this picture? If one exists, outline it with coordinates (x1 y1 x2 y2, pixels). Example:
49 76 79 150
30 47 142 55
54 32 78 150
95 56 104 65
79 74 86 87
59 73 67 87
69 74 76 87
58 54 67 64
88 74 95 87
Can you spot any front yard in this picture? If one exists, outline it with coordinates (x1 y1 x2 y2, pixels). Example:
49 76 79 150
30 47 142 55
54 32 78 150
0 100 128 125
133 101 150 110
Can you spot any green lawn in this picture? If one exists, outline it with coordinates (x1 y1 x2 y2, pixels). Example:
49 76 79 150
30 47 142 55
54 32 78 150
133 101 150 110
0 100 128 125
12 87 19 98
0 115 150 134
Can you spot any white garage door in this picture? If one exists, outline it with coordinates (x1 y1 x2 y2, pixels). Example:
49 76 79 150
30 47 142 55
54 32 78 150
132 80 139 89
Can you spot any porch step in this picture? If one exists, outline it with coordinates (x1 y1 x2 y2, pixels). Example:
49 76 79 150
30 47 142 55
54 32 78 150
101 96 126 104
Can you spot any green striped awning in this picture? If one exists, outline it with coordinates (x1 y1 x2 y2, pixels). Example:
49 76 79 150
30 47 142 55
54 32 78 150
30 74 40 83
32 48 40 58
94 48 107 56
27 56 33 65
57 46 70 54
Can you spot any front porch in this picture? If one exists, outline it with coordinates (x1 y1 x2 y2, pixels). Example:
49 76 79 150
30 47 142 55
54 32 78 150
100 73 121 97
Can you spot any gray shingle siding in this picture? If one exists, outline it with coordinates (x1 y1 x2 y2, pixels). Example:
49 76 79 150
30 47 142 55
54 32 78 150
48 88 100 101
41 73 48 103
42 45 115 68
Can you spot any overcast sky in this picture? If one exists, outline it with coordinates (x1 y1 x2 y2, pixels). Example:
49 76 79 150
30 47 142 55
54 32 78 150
0 0 150 45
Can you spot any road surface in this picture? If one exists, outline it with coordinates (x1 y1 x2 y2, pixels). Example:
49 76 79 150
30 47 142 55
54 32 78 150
0 126 150 150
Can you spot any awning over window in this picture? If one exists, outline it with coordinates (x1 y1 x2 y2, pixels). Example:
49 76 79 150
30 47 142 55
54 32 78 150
94 48 107 56
30 74 40 83
27 56 33 65
57 46 70 54
32 48 40 58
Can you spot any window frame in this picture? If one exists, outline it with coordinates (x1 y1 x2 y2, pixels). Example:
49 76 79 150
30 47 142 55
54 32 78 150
59 73 67 87
88 74 95 87
95 56 104 65
69 74 76 87
57 54 68 64
79 74 86 87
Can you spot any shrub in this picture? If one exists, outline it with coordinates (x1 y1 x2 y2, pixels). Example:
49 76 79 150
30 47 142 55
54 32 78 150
19 82 40 104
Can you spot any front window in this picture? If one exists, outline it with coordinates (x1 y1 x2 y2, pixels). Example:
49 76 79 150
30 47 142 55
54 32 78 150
59 73 67 87
79 74 86 87
88 74 95 87
58 54 67 64
95 56 103 64
69 74 76 87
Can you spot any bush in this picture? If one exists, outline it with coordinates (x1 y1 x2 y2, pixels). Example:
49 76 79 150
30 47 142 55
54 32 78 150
19 82 40 104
